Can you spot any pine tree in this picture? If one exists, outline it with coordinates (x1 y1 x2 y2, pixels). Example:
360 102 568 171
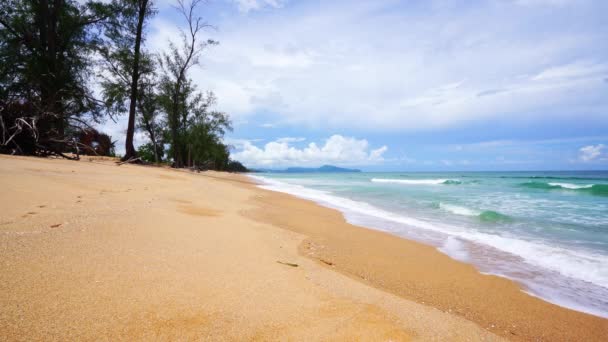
99 0 155 161
0 0 109 156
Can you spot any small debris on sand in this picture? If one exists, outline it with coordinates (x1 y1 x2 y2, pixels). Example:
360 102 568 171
277 261 298 267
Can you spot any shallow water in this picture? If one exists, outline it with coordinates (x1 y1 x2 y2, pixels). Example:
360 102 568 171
250 171 608 318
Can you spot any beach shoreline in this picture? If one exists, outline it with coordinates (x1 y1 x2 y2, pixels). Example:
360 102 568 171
1 155 606 340
242 174 607 341
247 171 608 320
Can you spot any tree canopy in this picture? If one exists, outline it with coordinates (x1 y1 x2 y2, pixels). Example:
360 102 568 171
0 0 107 156
0 0 248 171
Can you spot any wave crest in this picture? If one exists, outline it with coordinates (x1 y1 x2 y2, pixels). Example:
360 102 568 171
439 203 478 216
250 174 608 317
519 182 608 196
439 203 511 222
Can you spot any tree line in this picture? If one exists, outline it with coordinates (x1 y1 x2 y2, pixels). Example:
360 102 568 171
0 0 248 171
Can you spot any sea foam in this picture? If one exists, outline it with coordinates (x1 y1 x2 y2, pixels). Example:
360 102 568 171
440 203 479 216
250 174 608 318
438 236 470 262
520 181 608 196
548 182 593 189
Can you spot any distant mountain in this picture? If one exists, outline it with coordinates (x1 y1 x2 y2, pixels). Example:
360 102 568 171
255 165 361 173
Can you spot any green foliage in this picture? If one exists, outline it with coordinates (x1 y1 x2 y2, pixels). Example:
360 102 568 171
0 0 106 125
156 0 220 168
99 0 157 160
225 160 249 173
185 113 230 169
136 142 160 163
0 0 110 155
158 74 232 168
137 80 164 163
99 0 156 118
0 0 249 171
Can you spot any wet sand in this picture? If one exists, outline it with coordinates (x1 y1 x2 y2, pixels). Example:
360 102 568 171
244 179 608 341
0 155 606 340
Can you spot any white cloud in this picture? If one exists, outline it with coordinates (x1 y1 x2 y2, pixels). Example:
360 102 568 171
451 136 608 151
178 0 608 131
230 0 286 13
579 144 605 162
102 0 608 152
275 137 306 143
250 45 314 68
369 145 388 160
531 61 608 82
231 134 387 167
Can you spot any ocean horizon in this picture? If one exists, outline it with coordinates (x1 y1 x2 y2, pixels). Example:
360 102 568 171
251 170 608 319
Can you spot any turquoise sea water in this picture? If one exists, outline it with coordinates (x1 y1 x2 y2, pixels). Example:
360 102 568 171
250 171 608 318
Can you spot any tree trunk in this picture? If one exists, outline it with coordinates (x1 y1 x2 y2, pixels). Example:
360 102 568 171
171 84 181 167
187 143 191 168
35 0 67 145
148 125 159 163
122 0 148 161
137 99 160 163
153 142 159 163
145 123 159 163
50 0 61 138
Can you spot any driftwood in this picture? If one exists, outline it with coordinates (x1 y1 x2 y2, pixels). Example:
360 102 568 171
276 261 299 267
1 100 116 159
116 157 142 165
0 114 79 159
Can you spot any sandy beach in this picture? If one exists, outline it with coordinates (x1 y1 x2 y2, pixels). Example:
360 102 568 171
1 155 606 341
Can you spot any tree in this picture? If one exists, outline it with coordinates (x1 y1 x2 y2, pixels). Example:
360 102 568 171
225 160 249 172
136 142 159 162
182 91 231 168
158 0 217 167
99 0 155 161
158 73 231 168
0 0 248 171
137 79 164 163
0 0 109 156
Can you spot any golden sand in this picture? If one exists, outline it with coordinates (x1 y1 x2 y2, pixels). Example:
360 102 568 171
0 155 606 341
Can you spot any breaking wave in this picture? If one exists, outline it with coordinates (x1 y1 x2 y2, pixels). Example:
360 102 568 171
439 203 511 222
519 182 608 196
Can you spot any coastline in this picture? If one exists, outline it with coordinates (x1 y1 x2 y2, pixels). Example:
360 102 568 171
1 155 606 340
242 174 608 341
248 172 608 319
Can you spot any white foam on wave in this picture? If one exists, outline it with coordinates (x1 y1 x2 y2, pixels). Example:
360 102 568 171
251 175 608 288
438 236 470 262
440 203 480 217
371 178 453 185
249 175 608 317
463 232 608 289
549 182 594 189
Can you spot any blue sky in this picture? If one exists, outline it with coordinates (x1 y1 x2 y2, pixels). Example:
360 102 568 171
101 0 608 170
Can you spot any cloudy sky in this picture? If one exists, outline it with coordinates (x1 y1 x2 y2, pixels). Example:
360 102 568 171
101 0 608 170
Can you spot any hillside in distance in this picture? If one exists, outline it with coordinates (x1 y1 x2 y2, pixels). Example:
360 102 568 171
256 165 361 173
